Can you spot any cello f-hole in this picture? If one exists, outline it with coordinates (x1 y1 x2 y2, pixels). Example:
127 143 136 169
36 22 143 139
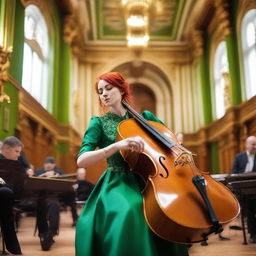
159 156 169 178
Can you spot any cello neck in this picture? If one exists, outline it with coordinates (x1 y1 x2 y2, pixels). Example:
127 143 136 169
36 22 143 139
122 100 176 149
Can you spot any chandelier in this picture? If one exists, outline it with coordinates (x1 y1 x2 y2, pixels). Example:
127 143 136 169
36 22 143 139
122 0 152 49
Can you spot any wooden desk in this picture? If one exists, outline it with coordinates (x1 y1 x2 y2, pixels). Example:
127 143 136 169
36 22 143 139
211 173 256 245
0 158 75 200
228 179 256 245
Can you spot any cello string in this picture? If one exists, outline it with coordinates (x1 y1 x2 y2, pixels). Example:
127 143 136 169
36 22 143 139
122 100 188 151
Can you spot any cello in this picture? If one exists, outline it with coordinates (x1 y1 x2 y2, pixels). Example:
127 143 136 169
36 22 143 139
116 100 240 244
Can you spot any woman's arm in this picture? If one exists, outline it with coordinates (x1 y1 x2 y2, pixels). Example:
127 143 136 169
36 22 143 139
77 136 144 168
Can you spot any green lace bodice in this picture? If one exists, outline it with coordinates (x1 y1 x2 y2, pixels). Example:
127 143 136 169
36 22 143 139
79 110 165 172
99 112 130 171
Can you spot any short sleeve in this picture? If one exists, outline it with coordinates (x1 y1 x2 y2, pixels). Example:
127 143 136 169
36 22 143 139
78 117 102 156
141 110 166 126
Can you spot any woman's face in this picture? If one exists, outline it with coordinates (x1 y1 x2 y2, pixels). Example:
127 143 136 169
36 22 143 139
97 79 123 107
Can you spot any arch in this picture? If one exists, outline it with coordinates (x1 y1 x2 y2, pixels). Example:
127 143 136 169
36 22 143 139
21 0 55 37
109 61 173 126
94 52 175 89
240 9 256 99
236 1 256 100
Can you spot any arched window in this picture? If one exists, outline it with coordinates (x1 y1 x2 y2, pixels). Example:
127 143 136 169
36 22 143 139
213 41 229 119
22 5 49 107
241 9 256 99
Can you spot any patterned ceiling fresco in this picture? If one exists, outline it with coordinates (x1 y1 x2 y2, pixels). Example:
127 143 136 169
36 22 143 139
94 0 185 41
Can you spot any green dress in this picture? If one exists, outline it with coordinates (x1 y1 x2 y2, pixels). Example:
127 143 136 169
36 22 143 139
75 111 189 256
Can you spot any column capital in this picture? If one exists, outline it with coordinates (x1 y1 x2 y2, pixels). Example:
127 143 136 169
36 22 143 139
63 15 78 44
188 28 204 60
0 46 12 103
213 0 231 37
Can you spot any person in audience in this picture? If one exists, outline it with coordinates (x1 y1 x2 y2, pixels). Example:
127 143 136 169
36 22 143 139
232 136 256 174
58 167 93 228
35 156 63 177
73 168 94 202
0 136 23 255
231 135 256 243
34 156 64 250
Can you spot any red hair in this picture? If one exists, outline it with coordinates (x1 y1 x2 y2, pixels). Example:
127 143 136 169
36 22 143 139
95 72 132 110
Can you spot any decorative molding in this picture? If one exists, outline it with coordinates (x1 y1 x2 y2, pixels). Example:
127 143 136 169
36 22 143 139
77 44 192 64
222 71 232 110
188 28 204 60
184 1 214 38
183 1 214 62
0 46 12 103
63 15 78 44
209 0 231 37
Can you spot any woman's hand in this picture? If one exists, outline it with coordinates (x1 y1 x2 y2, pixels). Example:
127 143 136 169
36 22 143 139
73 183 79 190
116 136 145 153
39 170 56 178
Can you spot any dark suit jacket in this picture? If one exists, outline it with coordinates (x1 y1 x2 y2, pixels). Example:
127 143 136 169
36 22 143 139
232 152 256 173
0 154 26 197
75 180 94 201
0 153 27 174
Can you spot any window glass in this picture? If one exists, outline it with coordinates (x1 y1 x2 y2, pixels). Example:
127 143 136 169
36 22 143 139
241 9 256 99
213 41 229 119
22 5 49 108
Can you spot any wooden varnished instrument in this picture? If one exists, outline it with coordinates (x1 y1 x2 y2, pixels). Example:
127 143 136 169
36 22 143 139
116 101 240 244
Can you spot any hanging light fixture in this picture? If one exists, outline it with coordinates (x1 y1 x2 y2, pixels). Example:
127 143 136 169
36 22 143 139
122 0 152 49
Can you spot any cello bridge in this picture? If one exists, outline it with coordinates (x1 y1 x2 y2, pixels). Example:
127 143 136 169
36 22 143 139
174 152 191 166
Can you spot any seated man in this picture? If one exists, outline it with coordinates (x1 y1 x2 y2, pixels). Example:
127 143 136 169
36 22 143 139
0 136 23 255
34 156 64 251
73 168 94 202
232 135 256 243
35 156 63 177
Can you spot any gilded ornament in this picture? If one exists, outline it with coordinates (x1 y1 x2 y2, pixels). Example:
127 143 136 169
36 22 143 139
0 46 12 103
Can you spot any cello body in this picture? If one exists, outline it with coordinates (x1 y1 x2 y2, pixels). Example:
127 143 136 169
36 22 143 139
117 119 240 244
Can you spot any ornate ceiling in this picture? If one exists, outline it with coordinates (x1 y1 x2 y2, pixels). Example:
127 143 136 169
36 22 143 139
83 0 193 45
58 0 213 57
95 0 183 40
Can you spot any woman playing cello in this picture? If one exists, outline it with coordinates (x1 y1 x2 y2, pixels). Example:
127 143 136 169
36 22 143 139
75 72 189 255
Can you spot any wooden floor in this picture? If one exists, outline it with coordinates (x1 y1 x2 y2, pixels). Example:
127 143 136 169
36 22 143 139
15 211 75 256
189 218 256 256
7 212 256 256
